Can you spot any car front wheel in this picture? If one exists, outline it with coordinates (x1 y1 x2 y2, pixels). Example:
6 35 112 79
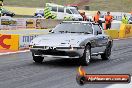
32 53 44 63
80 45 91 66
101 43 112 60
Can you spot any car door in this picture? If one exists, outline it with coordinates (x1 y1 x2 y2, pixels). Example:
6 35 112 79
92 24 108 53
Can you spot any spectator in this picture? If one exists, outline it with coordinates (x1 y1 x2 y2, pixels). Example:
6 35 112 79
80 12 87 21
93 11 102 27
105 12 113 30
122 14 128 24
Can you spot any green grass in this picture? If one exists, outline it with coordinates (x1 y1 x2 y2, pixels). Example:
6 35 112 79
87 0 132 12
4 0 76 7
4 0 132 12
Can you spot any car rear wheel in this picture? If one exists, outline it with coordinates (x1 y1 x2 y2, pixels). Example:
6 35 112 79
101 43 112 60
80 45 91 66
32 53 44 63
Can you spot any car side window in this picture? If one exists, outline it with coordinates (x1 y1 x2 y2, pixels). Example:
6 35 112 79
58 7 64 13
84 24 93 34
66 9 72 14
93 24 102 35
51 7 57 12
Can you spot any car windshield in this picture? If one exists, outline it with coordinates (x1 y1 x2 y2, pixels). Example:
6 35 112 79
36 10 44 13
70 9 79 14
53 23 93 34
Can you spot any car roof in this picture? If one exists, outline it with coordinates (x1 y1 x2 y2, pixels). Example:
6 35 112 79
66 7 76 9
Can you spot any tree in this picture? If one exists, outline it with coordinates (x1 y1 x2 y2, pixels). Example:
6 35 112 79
0 0 3 6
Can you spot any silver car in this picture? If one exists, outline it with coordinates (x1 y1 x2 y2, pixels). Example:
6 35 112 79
29 21 113 65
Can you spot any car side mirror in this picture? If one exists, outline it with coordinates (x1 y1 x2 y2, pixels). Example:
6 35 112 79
49 29 54 33
49 29 52 32
96 31 102 35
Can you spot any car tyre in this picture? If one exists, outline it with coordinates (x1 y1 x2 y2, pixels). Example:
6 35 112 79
2 13 6 16
101 43 112 60
80 45 91 66
32 53 44 63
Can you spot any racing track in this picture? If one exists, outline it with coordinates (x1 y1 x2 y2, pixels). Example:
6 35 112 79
0 38 132 88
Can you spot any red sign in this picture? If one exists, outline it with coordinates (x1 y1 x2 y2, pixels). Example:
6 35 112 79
0 35 11 49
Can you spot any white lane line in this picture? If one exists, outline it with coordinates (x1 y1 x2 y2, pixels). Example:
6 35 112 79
106 77 132 88
0 50 30 56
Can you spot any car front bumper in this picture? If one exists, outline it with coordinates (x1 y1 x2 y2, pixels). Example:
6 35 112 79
129 22 132 24
30 46 85 58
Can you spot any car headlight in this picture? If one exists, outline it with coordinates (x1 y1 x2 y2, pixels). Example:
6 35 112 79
29 45 33 48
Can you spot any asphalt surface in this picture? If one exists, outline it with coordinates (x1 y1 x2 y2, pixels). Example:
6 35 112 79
0 38 132 88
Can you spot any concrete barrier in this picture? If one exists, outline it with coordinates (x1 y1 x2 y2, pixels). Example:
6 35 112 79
19 34 44 49
104 29 119 39
0 17 62 30
0 29 50 50
0 33 46 50
0 34 19 50
104 23 132 39
119 24 132 38
102 20 121 30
